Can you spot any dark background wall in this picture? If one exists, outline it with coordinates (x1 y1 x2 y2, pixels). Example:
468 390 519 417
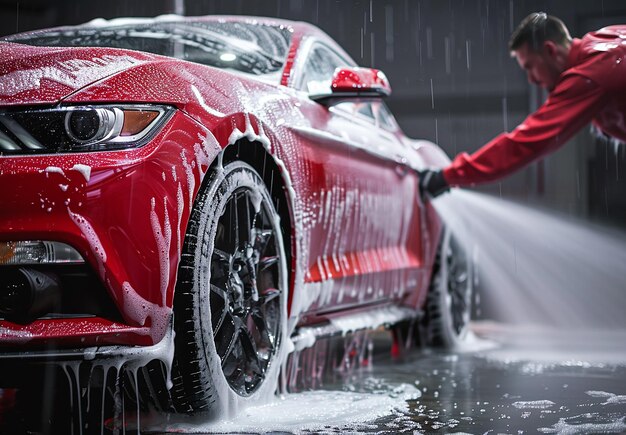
2 0 626 228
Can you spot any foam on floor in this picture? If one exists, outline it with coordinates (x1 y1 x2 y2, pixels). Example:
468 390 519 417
147 383 420 434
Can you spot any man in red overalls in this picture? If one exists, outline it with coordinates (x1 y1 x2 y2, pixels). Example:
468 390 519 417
420 12 626 198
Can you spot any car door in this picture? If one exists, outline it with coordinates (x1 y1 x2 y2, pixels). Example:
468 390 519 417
289 41 424 316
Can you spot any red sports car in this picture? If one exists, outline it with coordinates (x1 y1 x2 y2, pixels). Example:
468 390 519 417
0 15 472 418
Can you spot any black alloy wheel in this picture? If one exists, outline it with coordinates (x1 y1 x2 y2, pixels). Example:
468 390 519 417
166 161 288 415
210 187 283 396
444 234 471 336
425 227 473 348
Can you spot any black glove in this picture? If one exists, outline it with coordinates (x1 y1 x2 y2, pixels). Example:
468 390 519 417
418 169 449 200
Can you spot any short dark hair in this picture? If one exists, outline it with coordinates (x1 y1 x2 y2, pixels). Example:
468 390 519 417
509 12 571 52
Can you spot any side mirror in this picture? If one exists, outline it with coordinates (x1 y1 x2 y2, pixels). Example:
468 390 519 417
310 67 392 106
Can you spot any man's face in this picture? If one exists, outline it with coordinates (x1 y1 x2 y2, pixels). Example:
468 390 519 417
513 42 563 91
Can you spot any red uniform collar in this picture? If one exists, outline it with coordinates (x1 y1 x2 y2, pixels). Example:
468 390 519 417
566 38 583 70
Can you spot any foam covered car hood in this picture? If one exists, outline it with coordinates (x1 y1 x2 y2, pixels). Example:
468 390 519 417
0 42 159 105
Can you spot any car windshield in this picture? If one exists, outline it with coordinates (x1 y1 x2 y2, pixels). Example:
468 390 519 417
4 20 292 77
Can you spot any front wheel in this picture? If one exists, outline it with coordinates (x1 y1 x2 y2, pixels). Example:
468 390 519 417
424 227 473 348
169 161 288 416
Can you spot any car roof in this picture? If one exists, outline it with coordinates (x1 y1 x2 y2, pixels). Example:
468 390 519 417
81 15 356 80
4 14 356 88
84 14 312 33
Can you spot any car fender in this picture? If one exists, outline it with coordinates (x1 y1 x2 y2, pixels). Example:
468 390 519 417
208 112 301 320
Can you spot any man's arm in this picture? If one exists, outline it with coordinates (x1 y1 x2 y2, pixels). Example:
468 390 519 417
442 74 608 187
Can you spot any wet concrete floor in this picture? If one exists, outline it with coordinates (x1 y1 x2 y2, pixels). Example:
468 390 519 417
363 323 626 434
154 322 626 434
3 322 626 434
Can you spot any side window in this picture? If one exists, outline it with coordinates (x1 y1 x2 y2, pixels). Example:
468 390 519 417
356 103 374 119
374 103 398 131
300 45 347 94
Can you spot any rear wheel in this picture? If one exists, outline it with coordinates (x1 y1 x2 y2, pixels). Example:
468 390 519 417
169 161 288 416
424 227 473 348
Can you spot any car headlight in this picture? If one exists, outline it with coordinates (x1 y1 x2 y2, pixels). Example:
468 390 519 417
0 105 174 154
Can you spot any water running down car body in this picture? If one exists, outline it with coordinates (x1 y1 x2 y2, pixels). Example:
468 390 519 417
0 14 473 420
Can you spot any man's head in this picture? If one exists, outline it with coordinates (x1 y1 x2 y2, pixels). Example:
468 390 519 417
509 12 572 91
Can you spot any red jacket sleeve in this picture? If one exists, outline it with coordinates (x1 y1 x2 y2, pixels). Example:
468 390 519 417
443 75 609 187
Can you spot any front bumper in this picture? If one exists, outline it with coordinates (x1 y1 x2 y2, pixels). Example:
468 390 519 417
0 318 174 364
0 109 221 347
0 320 174 388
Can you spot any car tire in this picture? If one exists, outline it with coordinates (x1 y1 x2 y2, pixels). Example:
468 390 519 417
168 160 288 416
424 226 473 348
